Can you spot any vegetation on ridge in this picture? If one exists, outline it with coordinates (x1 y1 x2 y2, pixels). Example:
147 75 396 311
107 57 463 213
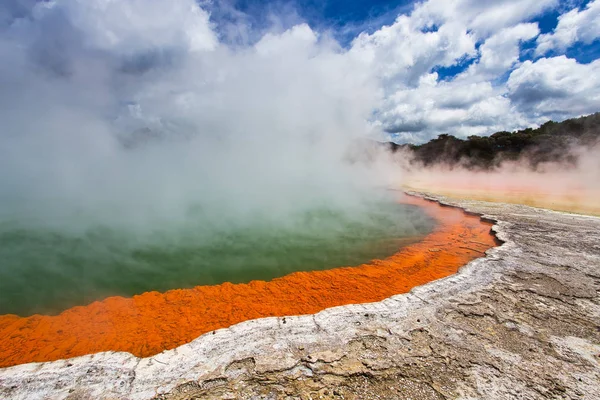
386 112 600 169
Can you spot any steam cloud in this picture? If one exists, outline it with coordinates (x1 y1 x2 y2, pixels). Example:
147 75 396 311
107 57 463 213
396 142 600 215
0 0 402 236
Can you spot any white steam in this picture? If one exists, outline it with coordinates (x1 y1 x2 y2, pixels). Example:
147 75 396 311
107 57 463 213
397 143 600 215
0 0 397 234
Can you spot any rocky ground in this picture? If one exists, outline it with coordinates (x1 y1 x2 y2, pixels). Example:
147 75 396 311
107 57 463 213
1 192 599 400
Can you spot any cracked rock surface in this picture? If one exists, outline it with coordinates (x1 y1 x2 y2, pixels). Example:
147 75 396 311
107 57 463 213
1 192 599 399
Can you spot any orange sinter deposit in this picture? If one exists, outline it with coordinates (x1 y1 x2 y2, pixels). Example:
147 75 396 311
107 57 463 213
0 194 498 368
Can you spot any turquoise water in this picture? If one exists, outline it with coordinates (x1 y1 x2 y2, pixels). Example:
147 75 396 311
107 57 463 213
0 200 435 317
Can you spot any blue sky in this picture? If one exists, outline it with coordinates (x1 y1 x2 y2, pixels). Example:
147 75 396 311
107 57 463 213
232 0 414 41
1 0 600 143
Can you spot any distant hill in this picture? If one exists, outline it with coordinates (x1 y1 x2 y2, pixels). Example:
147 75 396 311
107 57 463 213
386 113 600 170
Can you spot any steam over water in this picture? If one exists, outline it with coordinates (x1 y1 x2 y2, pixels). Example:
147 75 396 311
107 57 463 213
0 196 434 317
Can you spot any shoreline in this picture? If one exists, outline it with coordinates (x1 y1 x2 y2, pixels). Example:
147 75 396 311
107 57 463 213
403 184 600 216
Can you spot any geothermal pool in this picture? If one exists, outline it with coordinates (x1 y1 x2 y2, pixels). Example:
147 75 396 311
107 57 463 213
0 195 497 368
0 197 435 317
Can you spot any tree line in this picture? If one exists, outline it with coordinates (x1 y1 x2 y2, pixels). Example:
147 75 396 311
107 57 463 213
386 112 600 170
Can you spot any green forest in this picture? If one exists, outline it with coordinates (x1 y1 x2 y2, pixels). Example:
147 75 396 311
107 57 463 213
387 112 600 169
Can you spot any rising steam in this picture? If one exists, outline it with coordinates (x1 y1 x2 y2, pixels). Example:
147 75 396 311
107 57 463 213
397 141 600 215
0 1 400 234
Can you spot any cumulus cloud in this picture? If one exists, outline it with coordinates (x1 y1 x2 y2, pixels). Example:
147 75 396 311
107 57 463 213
370 21 544 142
507 56 600 118
348 0 599 142
346 0 556 92
462 23 540 79
348 1 553 142
536 0 600 55
349 14 477 89
409 0 557 39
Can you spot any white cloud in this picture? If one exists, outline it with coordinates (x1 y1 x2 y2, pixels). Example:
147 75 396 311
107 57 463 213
507 56 600 118
347 0 599 142
377 78 531 143
536 0 600 55
410 0 557 39
460 23 539 80
347 1 551 142
349 14 477 90
254 23 318 56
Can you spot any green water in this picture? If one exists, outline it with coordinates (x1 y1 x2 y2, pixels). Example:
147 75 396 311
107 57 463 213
0 201 435 317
